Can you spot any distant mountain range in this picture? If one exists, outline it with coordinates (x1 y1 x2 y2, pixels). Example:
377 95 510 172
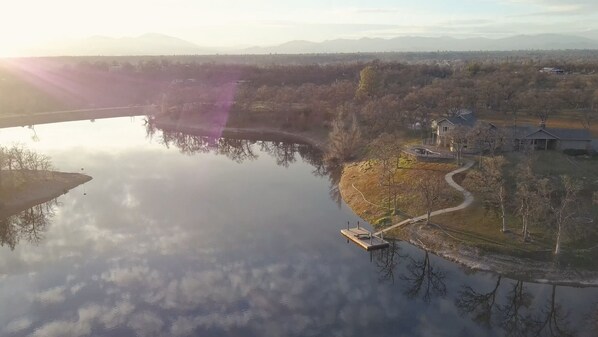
26 32 598 56
28 33 214 56
243 34 598 54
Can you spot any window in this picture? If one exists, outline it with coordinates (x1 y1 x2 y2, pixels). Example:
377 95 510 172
442 126 448 132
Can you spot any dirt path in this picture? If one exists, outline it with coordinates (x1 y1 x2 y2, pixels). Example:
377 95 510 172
375 160 474 235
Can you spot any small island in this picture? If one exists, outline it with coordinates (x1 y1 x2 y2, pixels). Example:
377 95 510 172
0 145 91 219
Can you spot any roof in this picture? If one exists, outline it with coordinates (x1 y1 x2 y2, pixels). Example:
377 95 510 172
547 128 592 140
507 125 591 141
437 111 477 128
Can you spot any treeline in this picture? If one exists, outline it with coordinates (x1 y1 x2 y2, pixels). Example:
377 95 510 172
0 145 52 188
3 56 598 142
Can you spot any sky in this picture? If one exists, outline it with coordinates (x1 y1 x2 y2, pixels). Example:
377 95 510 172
1 0 598 56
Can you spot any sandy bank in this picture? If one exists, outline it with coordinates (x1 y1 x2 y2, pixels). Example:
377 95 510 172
0 171 92 218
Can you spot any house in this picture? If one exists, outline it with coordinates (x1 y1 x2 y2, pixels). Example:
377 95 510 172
433 110 477 147
512 124 592 152
539 67 564 74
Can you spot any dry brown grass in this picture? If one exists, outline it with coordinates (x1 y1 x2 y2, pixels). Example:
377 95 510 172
339 157 459 226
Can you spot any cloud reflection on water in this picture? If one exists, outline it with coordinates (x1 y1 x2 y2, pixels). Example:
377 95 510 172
0 119 597 337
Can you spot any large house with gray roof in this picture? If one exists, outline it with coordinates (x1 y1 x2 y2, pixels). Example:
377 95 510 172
511 125 592 151
433 110 477 147
433 110 593 153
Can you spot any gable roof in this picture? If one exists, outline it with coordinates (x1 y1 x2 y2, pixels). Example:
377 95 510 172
437 111 477 128
546 128 592 140
508 125 592 141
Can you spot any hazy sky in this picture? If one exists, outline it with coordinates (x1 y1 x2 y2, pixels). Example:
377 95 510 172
2 0 598 55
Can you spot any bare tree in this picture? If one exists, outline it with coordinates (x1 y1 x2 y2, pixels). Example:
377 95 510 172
416 175 444 225
548 175 581 255
446 125 470 166
369 133 402 212
475 156 509 232
579 89 598 131
515 157 549 242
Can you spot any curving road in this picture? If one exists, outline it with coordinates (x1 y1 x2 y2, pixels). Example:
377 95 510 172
375 160 475 236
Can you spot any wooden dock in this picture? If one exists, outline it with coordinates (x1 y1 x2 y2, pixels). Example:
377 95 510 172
341 226 390 251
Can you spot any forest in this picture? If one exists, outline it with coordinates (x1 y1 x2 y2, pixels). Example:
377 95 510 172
2 52 598 144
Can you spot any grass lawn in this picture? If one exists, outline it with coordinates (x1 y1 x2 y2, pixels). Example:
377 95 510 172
340 148 598 267
340 156 460 226
438 150 598 264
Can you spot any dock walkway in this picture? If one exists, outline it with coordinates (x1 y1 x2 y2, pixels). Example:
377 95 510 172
341 226 389 251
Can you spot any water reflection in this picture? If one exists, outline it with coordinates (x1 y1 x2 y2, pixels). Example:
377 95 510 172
369 242 585 336
0 199 56 250
456 275 502 328
372 240 406 283
0 118 597 337
146 123 346 207
401 250 448 303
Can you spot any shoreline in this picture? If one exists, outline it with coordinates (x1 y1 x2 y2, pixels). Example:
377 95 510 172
151 118 328 151
339 161 598 287
0 171 92 218
155 117 598 286
5 111 595 286
0 106 147 128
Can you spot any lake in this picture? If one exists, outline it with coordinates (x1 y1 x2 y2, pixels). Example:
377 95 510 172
0 117 597 337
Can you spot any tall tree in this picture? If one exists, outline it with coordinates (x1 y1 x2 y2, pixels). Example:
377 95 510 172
515 156 549 242
475 156 510 232
326 104 362 163
356 65 382 99
416 175 444 225
549 175 581 255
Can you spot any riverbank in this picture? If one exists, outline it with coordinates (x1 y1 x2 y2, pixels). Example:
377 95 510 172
151 116 329 151
0 171 92 218
0 106 147 128
339 158 598 286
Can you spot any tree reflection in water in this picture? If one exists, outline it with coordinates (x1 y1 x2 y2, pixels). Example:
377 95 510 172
145 124 351 207
455 275 576 337
372 240 406 283
0 199 57 250
146 122 585 336
400 250 447 303
496 280 536 337
534 285 575 337
456 275 502 328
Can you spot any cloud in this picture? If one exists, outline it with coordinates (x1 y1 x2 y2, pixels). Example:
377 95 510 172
101 265 163 289
127 311 164 337
33 286 67 305
350 7 400 14
70 282 86 295
506 0 598 14
170 313 253 337
4 318 32 334
32 301 136 337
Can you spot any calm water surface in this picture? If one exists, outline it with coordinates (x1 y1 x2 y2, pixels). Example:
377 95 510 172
0 117 597 337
